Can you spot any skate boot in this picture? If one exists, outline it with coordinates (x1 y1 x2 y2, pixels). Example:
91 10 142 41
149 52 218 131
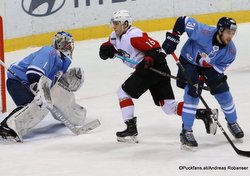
0 125 21 143
196 109 218 135
180 129 198 151
227 122 244 139
116 117 138 143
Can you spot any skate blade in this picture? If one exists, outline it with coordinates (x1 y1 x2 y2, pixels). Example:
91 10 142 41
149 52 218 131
209 122 217 135
0 136 21 144
211 109 218 120
180 144 197 152
234 138 243 143
117 136 139 144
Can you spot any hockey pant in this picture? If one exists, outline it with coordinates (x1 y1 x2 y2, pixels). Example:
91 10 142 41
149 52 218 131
117 86 179 122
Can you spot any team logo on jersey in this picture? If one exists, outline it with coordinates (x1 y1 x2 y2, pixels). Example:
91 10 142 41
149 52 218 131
195 46 219 64
22 0 65 17
208 45 219 58
117 49 130 59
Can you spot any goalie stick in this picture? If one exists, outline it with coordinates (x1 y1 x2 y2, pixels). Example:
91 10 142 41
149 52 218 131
171 52 250 157
0 60 101 136
47 105 100 135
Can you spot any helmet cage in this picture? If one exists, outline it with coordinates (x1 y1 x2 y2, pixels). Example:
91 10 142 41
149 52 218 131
52 31 74 59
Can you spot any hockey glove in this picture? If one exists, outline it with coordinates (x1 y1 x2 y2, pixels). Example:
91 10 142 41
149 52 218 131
136 54 155 71
142 56 154 69
162 32 180 55
173 16 186 36
99 41 118 60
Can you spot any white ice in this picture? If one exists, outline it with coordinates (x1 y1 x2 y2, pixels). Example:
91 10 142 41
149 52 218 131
1 23 250 176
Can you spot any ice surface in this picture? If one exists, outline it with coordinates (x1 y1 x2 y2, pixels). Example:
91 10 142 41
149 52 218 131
1 23 250 176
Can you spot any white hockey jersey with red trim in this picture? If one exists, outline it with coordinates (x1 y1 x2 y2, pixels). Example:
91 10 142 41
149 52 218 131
109 27 161 68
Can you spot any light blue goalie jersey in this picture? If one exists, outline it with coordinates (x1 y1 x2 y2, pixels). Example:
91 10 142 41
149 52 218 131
180 17 236 73
7 46 71 85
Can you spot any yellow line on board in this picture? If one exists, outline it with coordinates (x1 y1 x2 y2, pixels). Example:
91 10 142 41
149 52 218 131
4 10 250 52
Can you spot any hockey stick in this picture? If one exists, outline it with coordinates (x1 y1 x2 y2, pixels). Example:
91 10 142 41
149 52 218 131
114 54 186 81
114 54 215 91
148 67 211 91
47 105 100 135
114 54 139 65
0 60 101 135
149 64 227 92
171 52 250 157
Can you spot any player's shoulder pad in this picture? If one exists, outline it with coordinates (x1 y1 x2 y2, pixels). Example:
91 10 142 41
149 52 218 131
126 27 143 37
110 31 117 41
39 46 60 57
228 42 236 56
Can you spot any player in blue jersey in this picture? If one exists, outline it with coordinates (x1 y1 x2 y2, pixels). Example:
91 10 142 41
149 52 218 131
7 31 73 107
162 16 244 149
0 31 81 141
6 31 73 106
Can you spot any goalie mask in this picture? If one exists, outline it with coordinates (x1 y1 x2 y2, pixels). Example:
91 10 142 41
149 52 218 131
52 31 74 59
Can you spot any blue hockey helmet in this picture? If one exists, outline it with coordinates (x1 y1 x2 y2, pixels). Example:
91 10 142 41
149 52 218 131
217 17 237 32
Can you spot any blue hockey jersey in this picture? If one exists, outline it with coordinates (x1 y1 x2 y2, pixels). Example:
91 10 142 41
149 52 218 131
7 46 71 86
180 17 236 73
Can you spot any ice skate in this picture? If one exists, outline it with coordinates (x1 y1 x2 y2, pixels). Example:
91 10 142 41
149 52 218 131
227 122 244 142
180 129 198 151
196 109 218 135
0 125 21 143
116 117 138 143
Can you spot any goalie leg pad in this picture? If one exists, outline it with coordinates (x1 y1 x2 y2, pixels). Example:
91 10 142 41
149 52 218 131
6 102 49 141
51 81 86 126
5 75 53 141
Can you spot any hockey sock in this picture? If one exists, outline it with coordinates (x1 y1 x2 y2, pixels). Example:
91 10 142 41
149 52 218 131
176 101 184 116
182 103 198 131
182 86 199 131
214 91 237 123
160 99 179 115
119 98 134 122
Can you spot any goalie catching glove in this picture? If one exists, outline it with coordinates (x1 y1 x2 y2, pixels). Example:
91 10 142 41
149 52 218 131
60 67 84 92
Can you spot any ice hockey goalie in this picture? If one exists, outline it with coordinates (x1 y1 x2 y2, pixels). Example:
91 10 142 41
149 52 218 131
0 67 91 143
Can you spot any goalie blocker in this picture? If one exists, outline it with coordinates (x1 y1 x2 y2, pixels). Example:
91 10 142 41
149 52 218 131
0 68 100 142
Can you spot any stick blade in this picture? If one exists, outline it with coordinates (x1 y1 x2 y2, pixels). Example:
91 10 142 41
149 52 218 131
236 149 250 157
76 119 101 135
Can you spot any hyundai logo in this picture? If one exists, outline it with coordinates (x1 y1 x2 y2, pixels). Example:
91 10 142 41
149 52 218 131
22 0 65 17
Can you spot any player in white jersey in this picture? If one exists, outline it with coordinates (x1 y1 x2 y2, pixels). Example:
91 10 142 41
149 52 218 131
162 16 244 149
99 10 214 143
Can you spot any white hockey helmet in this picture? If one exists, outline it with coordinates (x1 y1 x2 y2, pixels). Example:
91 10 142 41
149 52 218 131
111 10 132 26
52 31 74 59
